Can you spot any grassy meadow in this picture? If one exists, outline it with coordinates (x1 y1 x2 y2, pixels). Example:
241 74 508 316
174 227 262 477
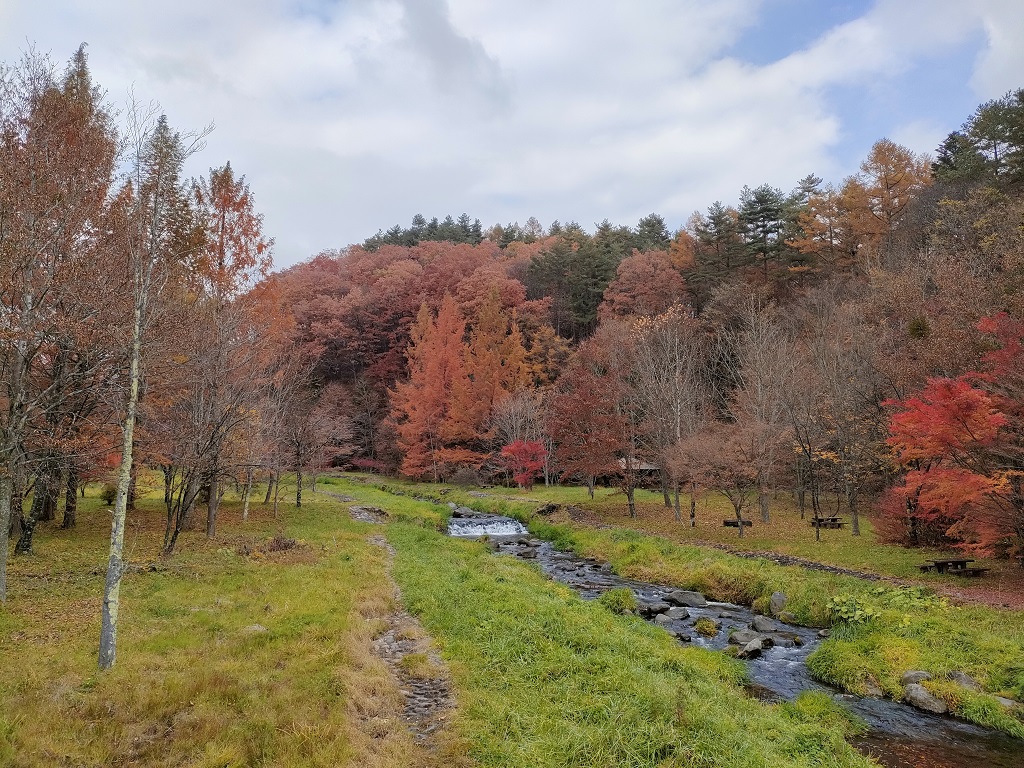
342 474 1024 737
1 472 1022 766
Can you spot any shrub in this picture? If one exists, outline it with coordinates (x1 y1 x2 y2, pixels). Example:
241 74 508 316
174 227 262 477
100 483 117 505
597 587 637 615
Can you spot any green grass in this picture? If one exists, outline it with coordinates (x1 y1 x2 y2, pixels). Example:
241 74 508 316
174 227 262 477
351 474 1024 737
387 522 871 767
0 479 431 767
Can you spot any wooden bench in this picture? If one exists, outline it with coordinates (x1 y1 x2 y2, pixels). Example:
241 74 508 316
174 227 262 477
954 567 990 577
919 563 936 572
723 519 753 527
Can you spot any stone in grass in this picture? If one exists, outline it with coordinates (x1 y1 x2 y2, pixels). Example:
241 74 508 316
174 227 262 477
948 671 982 692
241 624 268 634
769 591 787 616
903 683 948 714
665 590 707 607
901 670 932 686
994 696 1018 708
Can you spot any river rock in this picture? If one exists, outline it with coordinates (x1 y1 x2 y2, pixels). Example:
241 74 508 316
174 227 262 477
729 628 762 645
665 590 707 607
665 607 690 620
864 678 884 698
674 631 692 642
448 502 458 511
455 506 476 517
903 683 948 714
778 611 798 624
737 639 764 659
519 549 537 559
901 670 932 685
770 591 787 615
751 615 780 633
817 629 830 638
598 562 614 573
949 671 982 691
638 601 670 618
995 696 1018 708
654 614 674 626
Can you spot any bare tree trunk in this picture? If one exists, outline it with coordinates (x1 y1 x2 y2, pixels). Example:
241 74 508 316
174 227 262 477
99 294 142 671
587 476 595 499
626 485 636 519
62 463 78 529
673 483 681 522
847 477 860 536
758 486 770 523
206 471 219 538
264 472 274 504
273 473 281 518
0 471 12 602
735 504 745 539
242 468 252 522
660 468 672 508
296 466 303 508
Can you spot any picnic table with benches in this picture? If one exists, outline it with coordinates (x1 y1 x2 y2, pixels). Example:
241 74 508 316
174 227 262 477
723 519 753 527
918 558 990 577
809 516 844 529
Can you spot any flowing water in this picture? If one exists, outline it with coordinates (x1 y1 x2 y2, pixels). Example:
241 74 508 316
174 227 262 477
448 514 1024 768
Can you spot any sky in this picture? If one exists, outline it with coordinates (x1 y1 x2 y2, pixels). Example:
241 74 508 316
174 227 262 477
1 0 1022 268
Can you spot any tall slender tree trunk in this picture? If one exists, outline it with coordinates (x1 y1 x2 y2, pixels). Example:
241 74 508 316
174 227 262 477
689 493 696 528
758 486 770 523
242 468 252 522
660 468 671 508
847 477 860 536
673 483 681 522
62 464 78 529
273 474 281 518
99 295 142 670
0 470 13 602
587 476 595 499
296 465 303 508
264 472 274 504
626 485 636 519
206 462 219 538
735 504 745 539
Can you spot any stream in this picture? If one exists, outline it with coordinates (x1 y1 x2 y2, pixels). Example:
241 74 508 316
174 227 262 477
447 513 1024 768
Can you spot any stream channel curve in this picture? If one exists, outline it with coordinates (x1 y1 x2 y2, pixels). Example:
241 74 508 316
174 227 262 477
446 513 1023 768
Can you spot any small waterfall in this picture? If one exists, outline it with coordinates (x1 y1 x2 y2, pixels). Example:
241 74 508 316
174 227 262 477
447 514 528 538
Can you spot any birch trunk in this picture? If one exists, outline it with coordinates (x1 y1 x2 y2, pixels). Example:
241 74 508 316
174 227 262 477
98 296 142 670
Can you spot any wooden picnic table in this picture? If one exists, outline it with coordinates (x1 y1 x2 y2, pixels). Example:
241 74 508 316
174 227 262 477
810 516 844 529
723 519 753 527
924 558 974 574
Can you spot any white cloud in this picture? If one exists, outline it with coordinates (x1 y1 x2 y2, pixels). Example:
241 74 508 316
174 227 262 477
2 0 1022 266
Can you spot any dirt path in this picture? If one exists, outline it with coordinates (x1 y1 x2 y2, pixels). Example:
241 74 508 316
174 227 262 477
367 534 455 745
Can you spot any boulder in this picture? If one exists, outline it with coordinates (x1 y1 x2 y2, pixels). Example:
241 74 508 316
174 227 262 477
519 549 537 559
665 590 707 607
448 502 458 511
901 670 932 686
949 671 982 692
729 628 762 645
864 678 884 698
737 639 764 660
674 631 692 642
664 607 690 620
654 614 674 626
817 629 830 639
455 506 476 517
751 615 780 633
769 591 788 616
637 601 670 618
995 696 1018 709
903 683 948 714
598 562 614 574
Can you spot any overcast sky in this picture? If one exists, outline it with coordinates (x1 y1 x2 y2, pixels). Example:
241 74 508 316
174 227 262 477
2 0 1022 268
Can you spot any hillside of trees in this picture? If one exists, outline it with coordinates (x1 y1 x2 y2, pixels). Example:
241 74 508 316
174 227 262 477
273 91 1024 564
2 40 1024 674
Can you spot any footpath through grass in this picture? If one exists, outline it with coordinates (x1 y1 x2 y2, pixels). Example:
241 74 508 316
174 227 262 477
343 474 1024 738
387 522 870 768
0 481 432 768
